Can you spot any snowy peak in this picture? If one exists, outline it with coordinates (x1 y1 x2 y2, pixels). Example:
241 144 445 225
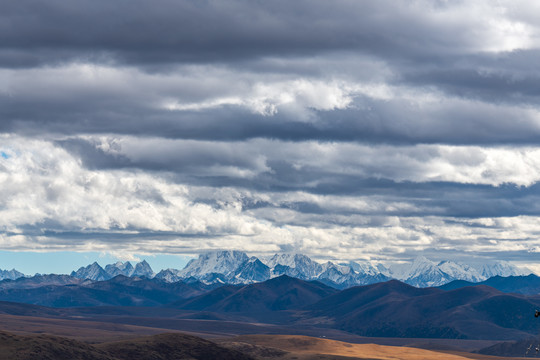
437 260 484 283
477 261 531 278
263 253 323 280
179 250 249 279
344 260 383 276
154 268 182 283
318 262 350 284
262 253 298 268
66 253 533 288
234 257 270 283
386 256 527 287
409 256 437 275
132 260 155 278
71 260 155 281
104 261 135 277
385 256 450 287
103 260 155 278
0 268 25 281
171 252 535 288
71 262 110 281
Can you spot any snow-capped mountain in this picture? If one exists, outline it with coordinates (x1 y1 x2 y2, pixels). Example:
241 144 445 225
104 261 134 277
154 268 183 283
438 260 484 283
67 252 533 288
71 260 155 281
132 260 155 278
71 262 110 281
168 251 390 287
476 261 531 278
391 256 453 287
388 256 530 287
343 261 383 276
178 250 249 279
262 253 323 280
163 252 532 288
0 268 25 281
234 257 270 283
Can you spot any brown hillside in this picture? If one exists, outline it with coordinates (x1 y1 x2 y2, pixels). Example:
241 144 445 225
98 332 255 360
0 330 255 360
225 335 525 360
0 331 115 360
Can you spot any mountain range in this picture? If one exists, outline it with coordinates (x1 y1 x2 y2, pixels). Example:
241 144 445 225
1 274 539 341
440 273 540 295
1 251 532 289
0 275 210 307
0 269 25 281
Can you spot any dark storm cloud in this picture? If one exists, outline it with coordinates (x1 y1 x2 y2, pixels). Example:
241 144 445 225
251 180 540 220
4 93 540 145
400 50 540 106
56 137 268 174
0 0 476 68
4 0 539 113
2 0 539 145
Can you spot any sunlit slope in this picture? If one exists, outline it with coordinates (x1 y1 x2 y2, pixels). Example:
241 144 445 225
228 335 523 360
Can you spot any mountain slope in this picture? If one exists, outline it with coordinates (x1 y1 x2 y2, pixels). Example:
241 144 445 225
0 274 87 290
175 275 337 313
233 258 271 283
0 276 210 307
173 284 243 311
0 330 255 360
0 331 116 360
440 274 540 295
305 281 540 340
478 337 540 357
98 333 255 360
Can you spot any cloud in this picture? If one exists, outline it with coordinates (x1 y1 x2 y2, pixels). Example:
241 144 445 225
58 136 540 187
1 135 540 265
2 62 540 145
0 136 279 249
2 0 540 268
2 0 539 69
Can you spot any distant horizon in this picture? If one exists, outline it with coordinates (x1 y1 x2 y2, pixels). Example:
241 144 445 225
1 250 536 276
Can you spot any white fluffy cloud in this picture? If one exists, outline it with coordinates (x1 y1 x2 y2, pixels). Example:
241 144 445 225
97 137 540 186
2 134 540 268
0 136 276 250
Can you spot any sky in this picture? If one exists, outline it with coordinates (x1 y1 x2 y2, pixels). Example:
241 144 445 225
1 0 540 274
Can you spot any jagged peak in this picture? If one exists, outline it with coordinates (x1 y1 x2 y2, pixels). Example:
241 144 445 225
412 255 435 265
63 253 534 288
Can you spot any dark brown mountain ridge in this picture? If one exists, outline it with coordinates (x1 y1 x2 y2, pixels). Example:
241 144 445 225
0 330 255 360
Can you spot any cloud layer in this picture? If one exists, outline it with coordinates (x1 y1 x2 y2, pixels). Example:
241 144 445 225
1 0 540 269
